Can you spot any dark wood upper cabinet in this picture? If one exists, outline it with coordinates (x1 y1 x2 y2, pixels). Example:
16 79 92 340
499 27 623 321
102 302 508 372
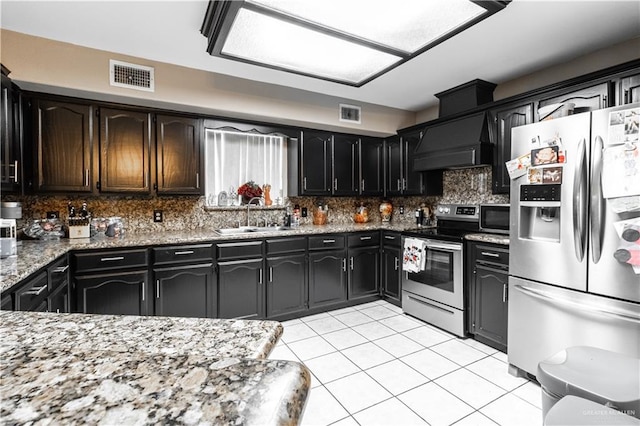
537 81 613 115
99 108 150 193
359 137 384 195
488 101 534 194
332 134 358 195
300 130 331 195
1 67 23 194
401 132 425 195
385 135 402 196
155 114 202 194
619 73 640 105
33 99 93 193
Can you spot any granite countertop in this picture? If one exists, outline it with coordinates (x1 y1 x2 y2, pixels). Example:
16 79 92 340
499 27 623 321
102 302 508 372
0 222 409 293
465 233 510 246
0 311 311 425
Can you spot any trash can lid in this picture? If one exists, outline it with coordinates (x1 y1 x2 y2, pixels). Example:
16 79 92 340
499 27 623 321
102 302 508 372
537 346 640 409
545 396 640 426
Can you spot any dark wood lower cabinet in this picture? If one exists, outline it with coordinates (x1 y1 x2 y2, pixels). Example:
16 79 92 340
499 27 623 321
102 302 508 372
217 258 264 320
74 270 149 316
47 282 69 314
153 264 215 318
348 247 379 300
381 246 401 305
266 253 307 318
308 250 347 308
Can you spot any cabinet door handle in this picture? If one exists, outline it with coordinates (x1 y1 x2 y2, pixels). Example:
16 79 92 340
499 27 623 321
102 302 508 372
394 257 399 271
323 239 335 244
142 282 145 301
624 89 629 104
502 283 508 303
101 256 124 262
269 267 273 282
361 179 365 191
342 258 346 272
397 179 401 191
360 236 372 241
24 284 47 296
13 161 18 183
303 177 307 190
350 257 354 270
53 265 69 273
84 169 89 187
603 95 608 108
195 173 200 189
402 178 407 190
334 178 338 191
174 250 194 255
481 252 500 258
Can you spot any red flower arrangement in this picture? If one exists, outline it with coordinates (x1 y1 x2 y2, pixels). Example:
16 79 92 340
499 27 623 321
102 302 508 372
238 181 263 201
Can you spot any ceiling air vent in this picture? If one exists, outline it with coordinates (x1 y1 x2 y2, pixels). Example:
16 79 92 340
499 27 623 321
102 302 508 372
339 104 361 124
110 60 155 92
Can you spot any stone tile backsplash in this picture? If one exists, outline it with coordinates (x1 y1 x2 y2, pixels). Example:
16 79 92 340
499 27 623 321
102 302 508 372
7 167 508 234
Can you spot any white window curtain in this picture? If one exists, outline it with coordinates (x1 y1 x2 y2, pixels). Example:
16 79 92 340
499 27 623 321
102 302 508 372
205 129 287 202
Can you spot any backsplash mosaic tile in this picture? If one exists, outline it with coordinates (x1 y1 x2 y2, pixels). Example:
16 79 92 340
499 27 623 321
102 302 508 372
5 167 508 235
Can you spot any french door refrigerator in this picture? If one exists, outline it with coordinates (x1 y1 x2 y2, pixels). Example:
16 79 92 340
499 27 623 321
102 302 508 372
508 103 640 378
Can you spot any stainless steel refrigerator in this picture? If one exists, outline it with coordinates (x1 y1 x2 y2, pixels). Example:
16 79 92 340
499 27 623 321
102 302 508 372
507 103 640 378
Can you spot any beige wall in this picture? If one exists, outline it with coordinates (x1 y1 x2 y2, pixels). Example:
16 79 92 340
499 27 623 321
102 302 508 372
0 29 415 137
415 37 640 124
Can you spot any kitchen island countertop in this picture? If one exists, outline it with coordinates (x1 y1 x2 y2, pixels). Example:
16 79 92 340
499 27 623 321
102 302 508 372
0 311 310 425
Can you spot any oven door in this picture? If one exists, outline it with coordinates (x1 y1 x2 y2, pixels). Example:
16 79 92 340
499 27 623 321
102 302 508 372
402 238 463 310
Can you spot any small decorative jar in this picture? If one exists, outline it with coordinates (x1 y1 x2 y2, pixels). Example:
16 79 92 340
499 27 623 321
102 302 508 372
379 200 393 222
354 203 369 223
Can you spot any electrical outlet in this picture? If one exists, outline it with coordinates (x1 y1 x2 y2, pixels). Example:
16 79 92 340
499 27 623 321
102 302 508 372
301 207 308 218
399 206 404 214
153 210 163 222
46 211 60 219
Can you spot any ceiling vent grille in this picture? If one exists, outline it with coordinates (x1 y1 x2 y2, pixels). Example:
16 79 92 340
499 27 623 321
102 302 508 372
339 104 361 124
110 60 155 92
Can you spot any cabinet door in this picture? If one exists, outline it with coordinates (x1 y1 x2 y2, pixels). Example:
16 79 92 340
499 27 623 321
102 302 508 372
490 102 534 194
300 130 330 195
349 246 379 300
34 100 93 192
619 73 640 105
74 270 149 316
537 81 613 115
1 72 21 193
153 264 216 318
100 108 150 193
473 263 509 352
381 246 401 305
218 258 264 320
156 115 202 194
385 135 402 196
402 134 424 195
332 134 358 195
359 137 384 195
47 282 69 314
266 253 307 318
308 250 347 308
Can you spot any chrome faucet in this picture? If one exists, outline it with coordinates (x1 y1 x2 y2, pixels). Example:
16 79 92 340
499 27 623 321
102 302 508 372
246 197 263 226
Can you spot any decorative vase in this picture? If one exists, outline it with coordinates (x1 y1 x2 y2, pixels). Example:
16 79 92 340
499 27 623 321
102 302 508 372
379 200 393 222
263 184 272 206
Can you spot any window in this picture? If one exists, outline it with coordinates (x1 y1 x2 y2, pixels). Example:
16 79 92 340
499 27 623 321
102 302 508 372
204 129 287 205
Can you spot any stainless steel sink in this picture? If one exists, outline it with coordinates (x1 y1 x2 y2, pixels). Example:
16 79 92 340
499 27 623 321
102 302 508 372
214 226 291 235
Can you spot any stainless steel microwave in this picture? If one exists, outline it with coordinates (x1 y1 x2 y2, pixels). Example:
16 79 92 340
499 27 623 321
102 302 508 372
479 204 510 234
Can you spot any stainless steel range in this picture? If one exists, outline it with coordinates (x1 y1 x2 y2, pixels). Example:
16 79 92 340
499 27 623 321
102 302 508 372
401 204 480 337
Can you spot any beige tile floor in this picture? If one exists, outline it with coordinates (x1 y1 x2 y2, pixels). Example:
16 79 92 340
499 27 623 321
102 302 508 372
269 300 543 426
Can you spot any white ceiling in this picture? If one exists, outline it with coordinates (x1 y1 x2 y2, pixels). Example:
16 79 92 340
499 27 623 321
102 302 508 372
1 0 639 112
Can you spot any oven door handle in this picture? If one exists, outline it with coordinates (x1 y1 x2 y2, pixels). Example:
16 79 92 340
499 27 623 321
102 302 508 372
425 242 462 252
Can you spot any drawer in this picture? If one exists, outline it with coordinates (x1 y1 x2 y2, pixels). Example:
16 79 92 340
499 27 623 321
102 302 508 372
72 248 149 273
48 255 69 292
473 244 509 266
153 243 214 265
266 237 307 255
381 232 401 248
308 235 345 251
14 271 49 311
348 231 380 248
216 240 263 260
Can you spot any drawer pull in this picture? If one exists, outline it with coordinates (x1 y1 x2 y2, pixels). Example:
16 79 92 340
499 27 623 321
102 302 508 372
24 284 47 296
323 239 336 244
480 252 500 258
101 256 125 262
53 265 69 273
174 250 194 255
384 235 396 240
360 236 372 241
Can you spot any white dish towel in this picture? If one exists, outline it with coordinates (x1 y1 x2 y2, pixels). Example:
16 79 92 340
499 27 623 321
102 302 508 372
403 237 427 273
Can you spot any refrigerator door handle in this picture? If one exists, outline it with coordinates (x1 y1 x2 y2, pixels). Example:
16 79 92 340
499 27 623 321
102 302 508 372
515 284 640 323
573 138 587 262
590 136 605 263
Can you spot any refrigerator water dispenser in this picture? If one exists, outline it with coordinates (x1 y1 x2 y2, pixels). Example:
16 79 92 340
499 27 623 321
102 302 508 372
519 184 562 242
